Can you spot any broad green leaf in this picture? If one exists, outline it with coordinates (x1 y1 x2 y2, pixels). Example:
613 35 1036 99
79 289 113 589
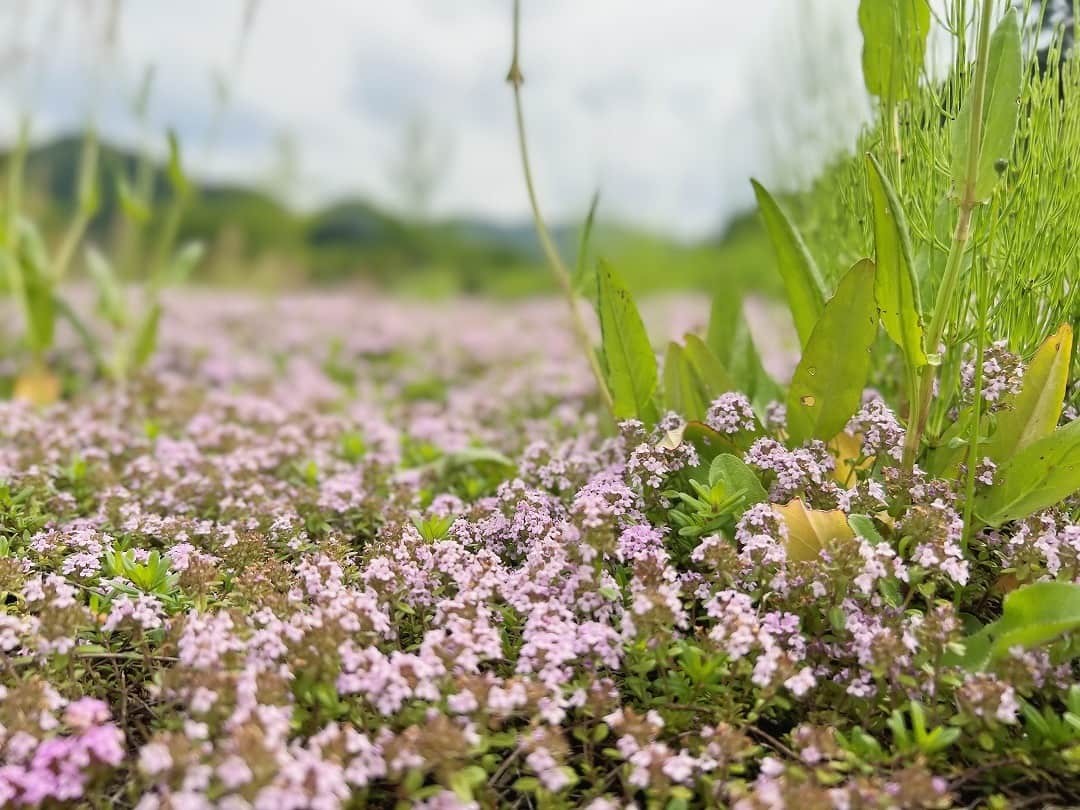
706 293 780 413
596 259 659 423
866 153 926 369
131 302 162 371
956 582 1080 670
680 421 739 463
975 419 1080 527
683 334 737 402
750 179 827 347
858 0 931 103
708 453 767 508
951 9 1022 203
85 246 128 328
985 324 1073 464
664 342 708 421
786 259 878 446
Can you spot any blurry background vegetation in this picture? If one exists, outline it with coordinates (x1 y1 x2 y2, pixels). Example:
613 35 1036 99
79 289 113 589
1 2 877 302
0 133 780 298
3 2 1072 303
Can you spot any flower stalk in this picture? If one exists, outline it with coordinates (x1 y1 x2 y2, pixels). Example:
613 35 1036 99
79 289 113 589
507 0 615 416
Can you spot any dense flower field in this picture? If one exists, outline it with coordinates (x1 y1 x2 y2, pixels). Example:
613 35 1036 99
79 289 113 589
0 291 1077 809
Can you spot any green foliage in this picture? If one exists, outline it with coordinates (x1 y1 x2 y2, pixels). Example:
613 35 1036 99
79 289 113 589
866 154 926 371
887 702 961 757
663 342 708 422
984 324 1072 464
858 0 930 104
682 334 737 404
958 582 1080 670
596 259 659 423
951 9 1022 203
665 454 766 548
706 293 780 415
750 179 828 347
105 548 180 599
786 259 878 446
974 418 1080 527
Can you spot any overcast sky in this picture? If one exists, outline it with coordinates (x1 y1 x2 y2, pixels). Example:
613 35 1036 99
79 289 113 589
0 1 871 239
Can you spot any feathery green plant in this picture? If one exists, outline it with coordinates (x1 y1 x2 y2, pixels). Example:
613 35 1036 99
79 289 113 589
510 0 1080 664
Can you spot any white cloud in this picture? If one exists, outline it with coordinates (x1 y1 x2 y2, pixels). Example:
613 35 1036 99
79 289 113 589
0 0 869 239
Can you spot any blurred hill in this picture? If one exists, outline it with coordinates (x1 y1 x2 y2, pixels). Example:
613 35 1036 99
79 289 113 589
3 135 775 297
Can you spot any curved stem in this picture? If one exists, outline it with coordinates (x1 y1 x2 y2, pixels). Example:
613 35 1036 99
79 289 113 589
507 0 615 415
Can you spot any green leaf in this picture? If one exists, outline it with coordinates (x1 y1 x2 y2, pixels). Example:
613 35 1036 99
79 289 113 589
848 513 885 545
682 334 737 403
858 0 931 103
131 302 162 371
165 241 206 286
573 191 600 299
866 153 926 370
664 342 708 421
750 179 828 347
680 421 739 463
985 324 1073 464
15 220 55 353
708 453 768 508
951 9 1022 203
975 419 1080 527
957 582 1080 670
596 259 659 423
115 173 151 224
706 293 780 413
786 259 878 446
85 246 127 328
166 130 190 196
53 292 104 371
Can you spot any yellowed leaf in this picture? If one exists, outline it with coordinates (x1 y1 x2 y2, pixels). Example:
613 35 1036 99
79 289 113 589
13 367 61 407
773 498 856 563
828 431 874 488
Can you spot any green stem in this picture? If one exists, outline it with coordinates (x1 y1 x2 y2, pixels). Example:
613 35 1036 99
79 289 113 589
902 0 995 471
889 101 903 195
961 262 989 552
507 0 615 416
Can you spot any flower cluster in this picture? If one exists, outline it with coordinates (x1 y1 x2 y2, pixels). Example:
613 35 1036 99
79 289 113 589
0 292 1077 808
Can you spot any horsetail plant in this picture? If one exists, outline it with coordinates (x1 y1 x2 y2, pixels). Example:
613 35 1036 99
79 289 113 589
510 0 1080 673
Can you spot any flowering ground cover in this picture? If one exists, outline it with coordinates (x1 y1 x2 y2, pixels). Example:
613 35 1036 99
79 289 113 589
0 290 1078 809
4 1 1080 808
